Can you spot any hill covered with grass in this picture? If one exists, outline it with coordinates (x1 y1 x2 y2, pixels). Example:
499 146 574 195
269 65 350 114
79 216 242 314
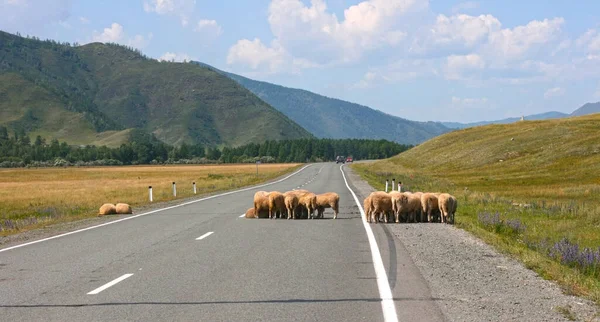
0 31 312 147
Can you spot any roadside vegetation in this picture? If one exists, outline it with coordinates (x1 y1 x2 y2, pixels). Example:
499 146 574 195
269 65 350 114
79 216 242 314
352 114 600 305
0 163 300 236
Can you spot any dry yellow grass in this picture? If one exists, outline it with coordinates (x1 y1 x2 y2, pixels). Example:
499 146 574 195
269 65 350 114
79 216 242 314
0 163 301 235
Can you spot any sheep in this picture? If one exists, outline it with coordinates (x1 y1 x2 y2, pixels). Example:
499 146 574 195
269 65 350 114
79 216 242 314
245 207 268 218
268 191 286 219
363 195 373 222
421 193 439 223
298 192 317 219
388 191 404 223
283 191 300 220
115 203 132 214
438 193 458 224
253 191 270 219
315 192 340 219
98 203 116 216
369 191 393 224
395 193 422 223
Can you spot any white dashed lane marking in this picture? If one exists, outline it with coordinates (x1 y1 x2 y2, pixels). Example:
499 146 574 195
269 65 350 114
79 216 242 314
87 274 134 295
196 232 214 240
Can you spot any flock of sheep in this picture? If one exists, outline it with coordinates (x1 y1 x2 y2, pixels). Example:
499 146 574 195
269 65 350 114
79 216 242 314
364 191 457 224
245 190 339 219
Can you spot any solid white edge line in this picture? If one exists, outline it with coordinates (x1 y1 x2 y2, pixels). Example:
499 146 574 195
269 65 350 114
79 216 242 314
87 273 134 295
195 231 214 240
339 164 399 322
0 164 313 253
239 214 245 218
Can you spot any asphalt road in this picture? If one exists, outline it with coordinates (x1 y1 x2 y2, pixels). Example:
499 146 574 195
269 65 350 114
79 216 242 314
0 163 445 322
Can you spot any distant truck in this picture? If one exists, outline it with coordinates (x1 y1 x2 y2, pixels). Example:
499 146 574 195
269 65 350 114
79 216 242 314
335 156 345 164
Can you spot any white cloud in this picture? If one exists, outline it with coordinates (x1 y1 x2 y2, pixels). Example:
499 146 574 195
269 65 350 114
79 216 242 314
544 87 565 99
445 54 484 80
0 0 71 34
485 17 564 61
576 29 600 53
92 23 124 43
159 52 192 62
194 19 223 39
431 14 500 47
91 23 152 49
143 0 196 26
79 16 90 24
451 96 489 106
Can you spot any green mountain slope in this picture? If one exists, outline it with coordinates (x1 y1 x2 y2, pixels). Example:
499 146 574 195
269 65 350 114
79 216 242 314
195 62 449 145
0 31 312 147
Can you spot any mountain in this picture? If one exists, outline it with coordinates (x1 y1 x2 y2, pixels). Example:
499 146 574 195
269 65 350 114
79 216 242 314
442 111 569 129
195 62 450 145
571 102 600 117
0 31 312 147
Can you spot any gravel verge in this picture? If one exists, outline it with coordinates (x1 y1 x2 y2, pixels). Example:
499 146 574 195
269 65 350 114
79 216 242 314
344 165 600 322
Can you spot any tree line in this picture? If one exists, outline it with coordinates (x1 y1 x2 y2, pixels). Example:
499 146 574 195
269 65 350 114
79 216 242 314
0 126 411 168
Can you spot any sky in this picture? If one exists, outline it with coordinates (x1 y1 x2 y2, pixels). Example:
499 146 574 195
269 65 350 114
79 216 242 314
1 0 600 123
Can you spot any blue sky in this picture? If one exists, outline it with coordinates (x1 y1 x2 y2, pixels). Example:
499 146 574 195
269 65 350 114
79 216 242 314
1 0 599 123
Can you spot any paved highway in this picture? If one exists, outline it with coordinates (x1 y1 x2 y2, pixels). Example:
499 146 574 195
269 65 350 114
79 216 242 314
0 163 445 322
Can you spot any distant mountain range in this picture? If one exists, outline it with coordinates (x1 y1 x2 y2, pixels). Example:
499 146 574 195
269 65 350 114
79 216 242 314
0 30 311 147
195 62 450 145
442 102 600 129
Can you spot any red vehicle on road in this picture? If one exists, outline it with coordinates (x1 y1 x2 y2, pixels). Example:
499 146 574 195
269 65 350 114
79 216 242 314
346 156 353 163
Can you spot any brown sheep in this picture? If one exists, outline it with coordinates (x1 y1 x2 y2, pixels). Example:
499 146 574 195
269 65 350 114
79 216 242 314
268 191 286 219
245 207 269 218
421 193 439 223
388 191 403 223
363 195 373 222
298 192 317 219
283 191 300 220
315 192 340 219
98 203 116 216
395 193 422 223
438 193 458 224
253 191 270 219
370 191 393 224
115 203 132 214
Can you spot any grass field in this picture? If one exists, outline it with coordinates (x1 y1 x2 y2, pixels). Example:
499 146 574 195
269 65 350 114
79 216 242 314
352 114 600 305
0 163 301 236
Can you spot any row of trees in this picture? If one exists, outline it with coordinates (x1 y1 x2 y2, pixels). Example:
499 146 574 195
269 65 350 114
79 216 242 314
0 126 411 167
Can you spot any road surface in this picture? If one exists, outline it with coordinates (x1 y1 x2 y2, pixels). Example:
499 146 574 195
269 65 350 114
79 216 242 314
0 163 445 322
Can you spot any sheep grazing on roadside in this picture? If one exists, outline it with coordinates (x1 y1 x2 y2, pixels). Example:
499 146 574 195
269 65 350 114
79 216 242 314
115 203 132 214
421 193 440 223
438 193 458 224
388 191 403 223
253 191 270 219
393 192 422 223
245 207 257 218
98 203 117 216
369 191 393 223
298 192 317 219
268 191 286 219
363 195 373 222
315 192 340 219
283 191 300 220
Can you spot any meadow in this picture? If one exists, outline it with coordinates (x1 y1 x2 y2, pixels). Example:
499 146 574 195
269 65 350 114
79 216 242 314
0 163 301 235
352 114 600 305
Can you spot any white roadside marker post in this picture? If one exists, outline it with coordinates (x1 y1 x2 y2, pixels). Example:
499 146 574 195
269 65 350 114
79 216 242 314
385 179 389 193
193 182 197 194
172 182 177 197
149 186 153 202
392 178 395 191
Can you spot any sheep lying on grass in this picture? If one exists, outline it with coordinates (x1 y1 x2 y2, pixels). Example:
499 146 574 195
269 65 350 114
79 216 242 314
99 203 116 216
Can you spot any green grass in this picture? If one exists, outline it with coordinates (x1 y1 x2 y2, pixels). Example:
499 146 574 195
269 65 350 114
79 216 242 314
352 114 600 305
